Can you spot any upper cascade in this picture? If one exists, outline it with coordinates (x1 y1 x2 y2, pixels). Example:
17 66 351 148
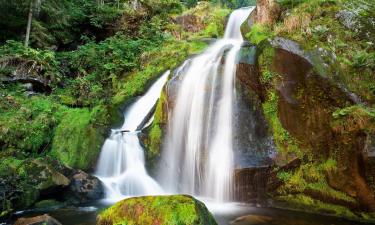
224 7 254 40
158 7 254 203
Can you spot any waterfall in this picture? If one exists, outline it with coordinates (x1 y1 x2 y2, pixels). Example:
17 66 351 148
95 71 170 202
159 7 254 202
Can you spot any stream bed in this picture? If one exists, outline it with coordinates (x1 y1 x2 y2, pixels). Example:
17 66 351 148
8 202 372 225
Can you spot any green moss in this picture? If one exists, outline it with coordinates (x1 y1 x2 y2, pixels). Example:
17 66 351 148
277 159 356 204
275 194 358 219
332 105 375 132
97 195 217 225
50 107 105 170
144 90 168 166
262 90 302 159
273 0 375 103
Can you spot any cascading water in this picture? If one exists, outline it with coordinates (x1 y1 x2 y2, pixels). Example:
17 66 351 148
95 71 170 201
159 7 254 202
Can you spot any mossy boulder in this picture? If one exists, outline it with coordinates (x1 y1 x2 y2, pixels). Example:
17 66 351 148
50 107 107 171
96 195 217 225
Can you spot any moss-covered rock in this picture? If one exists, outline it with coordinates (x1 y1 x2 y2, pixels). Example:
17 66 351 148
50 107 107 171
97 195 217 225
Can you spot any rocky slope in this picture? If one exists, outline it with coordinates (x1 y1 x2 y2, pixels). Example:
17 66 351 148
236 0 375 221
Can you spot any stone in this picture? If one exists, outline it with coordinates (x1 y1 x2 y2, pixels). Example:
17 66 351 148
14 214 62 225
231 215 273 225
96 195 217 225
65 170 104 204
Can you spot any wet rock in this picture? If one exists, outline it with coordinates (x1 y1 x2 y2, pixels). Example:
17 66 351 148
234 167 271 203
0 158 71 217
97 195 217 225
262 38 375 211
14 214 62 225
231 215 273 225
64 170 104 204
34 199 65 210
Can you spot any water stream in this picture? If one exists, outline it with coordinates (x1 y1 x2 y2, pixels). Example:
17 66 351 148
94 71 169 202
159 7 255 202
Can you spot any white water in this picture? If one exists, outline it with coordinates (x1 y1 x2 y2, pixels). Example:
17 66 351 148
95 71 170 202
159 7 254 202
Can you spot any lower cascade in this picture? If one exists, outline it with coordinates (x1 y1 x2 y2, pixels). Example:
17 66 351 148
95 71 169 201
95 7 254 203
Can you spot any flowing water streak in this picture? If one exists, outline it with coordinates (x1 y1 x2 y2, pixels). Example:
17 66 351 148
95 71 170 202
159 7 254 202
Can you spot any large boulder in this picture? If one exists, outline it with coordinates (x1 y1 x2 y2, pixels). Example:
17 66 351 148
96 195 217 225
64 170 104 204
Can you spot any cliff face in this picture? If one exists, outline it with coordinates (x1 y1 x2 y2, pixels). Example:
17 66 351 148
236 0 375 220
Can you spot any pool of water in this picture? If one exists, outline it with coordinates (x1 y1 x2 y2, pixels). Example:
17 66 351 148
4 200 373 225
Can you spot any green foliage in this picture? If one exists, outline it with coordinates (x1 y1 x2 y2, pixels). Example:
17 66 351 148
98 195 217 225
0 41 61 84
0 86 63 155
0 0 123 48
246 24 274 45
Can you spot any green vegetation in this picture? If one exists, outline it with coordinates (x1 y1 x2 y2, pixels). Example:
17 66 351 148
0 0 232 216
273 0 375 104
275 194 358 218
97 195 217 225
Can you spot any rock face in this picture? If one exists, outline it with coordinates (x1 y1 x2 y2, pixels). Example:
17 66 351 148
96 195 217 225
14 214 62 225
64 170 104 204
270 41 375 211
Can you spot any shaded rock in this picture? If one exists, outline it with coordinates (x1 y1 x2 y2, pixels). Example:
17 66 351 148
96 195 217 225
14 214 62 225
1 77 51 93
34 199 65 210
234 167 271 203
64 170 103 204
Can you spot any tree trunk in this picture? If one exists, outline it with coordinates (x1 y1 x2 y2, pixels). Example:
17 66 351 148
25 0 35 47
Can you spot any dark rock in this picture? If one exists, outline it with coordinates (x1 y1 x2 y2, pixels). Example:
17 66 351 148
234 167 271 203
234 159 300 203
14 214 62 225
64 170 103 204
264 39 375 211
